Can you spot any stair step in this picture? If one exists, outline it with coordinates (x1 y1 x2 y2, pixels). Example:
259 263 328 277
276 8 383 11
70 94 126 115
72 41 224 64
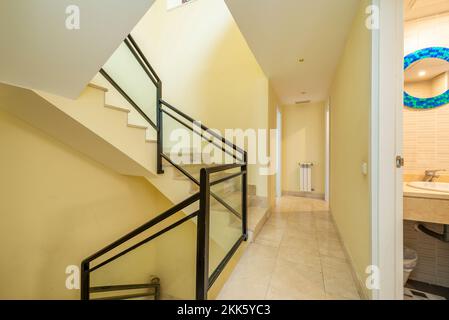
127 123 148 130
247 206 270 242
87 83 108 92
174 175 196 181
104 104 131 113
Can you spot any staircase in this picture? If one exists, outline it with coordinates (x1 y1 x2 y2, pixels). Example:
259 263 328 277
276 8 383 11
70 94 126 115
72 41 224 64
0 32 268 300
75 35 250 300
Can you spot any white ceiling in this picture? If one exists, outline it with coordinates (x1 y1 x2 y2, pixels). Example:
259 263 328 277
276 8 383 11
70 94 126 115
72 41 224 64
404 0 449 21
225 0 359 105
0 0 154 98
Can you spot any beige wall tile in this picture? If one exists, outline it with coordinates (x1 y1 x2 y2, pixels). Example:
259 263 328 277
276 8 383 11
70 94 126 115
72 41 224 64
404 14 449 177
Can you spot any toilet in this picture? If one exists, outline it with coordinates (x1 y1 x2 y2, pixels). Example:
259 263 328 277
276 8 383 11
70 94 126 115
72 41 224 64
403 247 418 285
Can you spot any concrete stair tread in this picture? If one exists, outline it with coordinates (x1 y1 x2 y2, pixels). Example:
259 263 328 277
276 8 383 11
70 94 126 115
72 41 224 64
87 83 108 92
91 73 157 143
104 104 131 113
247 206 269 232
127 123 148 130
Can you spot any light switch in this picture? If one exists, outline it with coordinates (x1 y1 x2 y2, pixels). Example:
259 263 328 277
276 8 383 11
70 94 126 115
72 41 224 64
361 162 368 176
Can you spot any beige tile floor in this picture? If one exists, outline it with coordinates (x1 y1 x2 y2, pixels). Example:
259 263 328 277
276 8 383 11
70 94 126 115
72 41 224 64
217 196 361 300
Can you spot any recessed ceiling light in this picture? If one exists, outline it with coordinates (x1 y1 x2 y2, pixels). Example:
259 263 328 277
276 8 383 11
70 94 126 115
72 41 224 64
418 70 427 77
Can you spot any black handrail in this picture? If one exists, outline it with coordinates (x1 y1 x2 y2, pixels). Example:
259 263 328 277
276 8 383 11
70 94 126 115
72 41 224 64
90 283 158 293
92 293 157 300
161 153 201 184
127 34 161 84
82 193 199 264
124 38 158 87
161 153 243 219
161 108 243 162
89 211 199 273
81 194 199 300
209 170 245 187
99 69 157 131
160 99 247 156
204 163 245 174
90 278 160 300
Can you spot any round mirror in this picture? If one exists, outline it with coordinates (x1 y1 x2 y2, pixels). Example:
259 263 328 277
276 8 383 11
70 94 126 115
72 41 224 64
404 47 449 109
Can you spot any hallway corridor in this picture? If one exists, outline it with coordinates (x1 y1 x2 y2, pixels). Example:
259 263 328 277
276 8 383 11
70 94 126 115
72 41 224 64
217 196 361 300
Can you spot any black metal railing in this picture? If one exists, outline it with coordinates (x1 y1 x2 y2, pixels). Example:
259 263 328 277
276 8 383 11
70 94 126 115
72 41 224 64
90 278 160 300
196 164 247 299
81 194 200 300
159 100 246 163
81 34 248 300
81 163 247 300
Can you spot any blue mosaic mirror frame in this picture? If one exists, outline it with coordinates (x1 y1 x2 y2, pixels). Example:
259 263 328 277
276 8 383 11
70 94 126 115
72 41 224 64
404 47 449 109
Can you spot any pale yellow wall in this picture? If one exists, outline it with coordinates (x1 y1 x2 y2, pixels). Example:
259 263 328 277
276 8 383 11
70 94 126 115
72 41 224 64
0 110 195 299
132 0 270 197
281 102 325 196
329 0 372 299
267 84 281 209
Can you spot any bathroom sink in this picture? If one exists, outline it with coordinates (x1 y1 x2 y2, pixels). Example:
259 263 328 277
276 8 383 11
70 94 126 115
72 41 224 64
408 181 449 193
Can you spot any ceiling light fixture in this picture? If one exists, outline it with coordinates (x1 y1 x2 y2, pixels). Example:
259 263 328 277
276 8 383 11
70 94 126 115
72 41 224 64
298 58 305 63
418 70 427 77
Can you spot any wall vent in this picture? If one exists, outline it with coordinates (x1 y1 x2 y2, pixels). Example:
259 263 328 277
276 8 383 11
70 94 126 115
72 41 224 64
295 100 311 105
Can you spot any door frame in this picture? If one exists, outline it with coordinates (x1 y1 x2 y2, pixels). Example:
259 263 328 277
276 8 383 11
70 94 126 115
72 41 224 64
370 0 404 300
325 98 330 203
276 108 282 198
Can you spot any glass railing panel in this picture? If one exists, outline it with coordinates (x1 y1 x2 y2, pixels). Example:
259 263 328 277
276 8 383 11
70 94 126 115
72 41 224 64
210 169 243 218
161 110 200 180
208 174 243 276
161 107 244 181
200 130 245 165
162 110 196 163
88 212 198 300
102 42 157 127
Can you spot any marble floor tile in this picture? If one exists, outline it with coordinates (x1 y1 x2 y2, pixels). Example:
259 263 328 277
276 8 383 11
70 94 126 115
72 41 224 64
217 279 269 300
217 196 361 300
255 223 285 247
266 257 326 300
264 215 289 228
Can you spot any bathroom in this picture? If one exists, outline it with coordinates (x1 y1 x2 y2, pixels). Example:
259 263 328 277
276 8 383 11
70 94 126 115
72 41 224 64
402 0 449 300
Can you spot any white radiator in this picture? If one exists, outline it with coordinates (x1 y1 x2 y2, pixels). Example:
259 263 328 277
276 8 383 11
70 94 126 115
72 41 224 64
299 163 313 192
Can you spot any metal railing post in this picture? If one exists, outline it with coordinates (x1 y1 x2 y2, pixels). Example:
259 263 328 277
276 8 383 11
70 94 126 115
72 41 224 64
157 82 164 174
80 261 90 300
242 152 248 241
196 168 210 300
